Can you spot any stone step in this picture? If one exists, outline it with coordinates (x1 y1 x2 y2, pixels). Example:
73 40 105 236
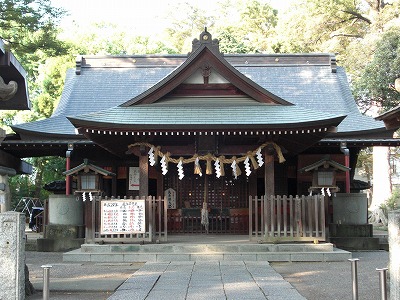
379 242 389 251
63 243 351 263
25 240 37 251
80 242 335 253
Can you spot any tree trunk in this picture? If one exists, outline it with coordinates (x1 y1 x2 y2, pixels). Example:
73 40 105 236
370 146 391 225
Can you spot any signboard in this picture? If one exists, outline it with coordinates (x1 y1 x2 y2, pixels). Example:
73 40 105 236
128 167 140 190
100 199 145 234
164 188 176 209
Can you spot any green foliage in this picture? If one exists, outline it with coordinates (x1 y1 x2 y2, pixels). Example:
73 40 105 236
356 148 373 181
9 174 35 210
218 27 256 54
380 188 400 217
9 157 65 209
353 27 400 112
0 0 69 75
163 2 213 53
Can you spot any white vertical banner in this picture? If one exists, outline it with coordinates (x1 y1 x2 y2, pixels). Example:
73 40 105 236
128 167 140 190
164 188 176 209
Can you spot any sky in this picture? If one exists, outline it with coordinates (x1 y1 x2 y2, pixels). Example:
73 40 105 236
51 0 291 35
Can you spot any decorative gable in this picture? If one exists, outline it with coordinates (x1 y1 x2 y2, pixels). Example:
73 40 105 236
121 29 293 107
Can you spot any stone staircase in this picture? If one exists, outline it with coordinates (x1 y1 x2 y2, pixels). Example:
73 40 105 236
63 239 351 263
375 231 389 251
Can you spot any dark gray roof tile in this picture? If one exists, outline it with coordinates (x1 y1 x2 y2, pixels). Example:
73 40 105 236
12 54 385 136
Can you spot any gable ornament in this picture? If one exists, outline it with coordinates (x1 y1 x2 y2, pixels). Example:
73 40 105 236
0 76 18 101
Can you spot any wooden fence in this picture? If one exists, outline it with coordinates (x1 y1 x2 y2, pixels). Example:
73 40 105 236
249 195 326 242
86 196 167 244
167 210 248 234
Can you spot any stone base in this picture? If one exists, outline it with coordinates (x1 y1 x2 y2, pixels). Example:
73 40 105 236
39 224 84 252
45 224 84 239
329 224 373 237
329 237 380 250
328 223 380 250
37 238 84 252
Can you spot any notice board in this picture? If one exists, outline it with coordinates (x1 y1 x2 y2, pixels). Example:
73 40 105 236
100 199 146 234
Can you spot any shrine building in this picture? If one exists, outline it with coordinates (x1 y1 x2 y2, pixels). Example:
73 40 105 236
2 30 399 243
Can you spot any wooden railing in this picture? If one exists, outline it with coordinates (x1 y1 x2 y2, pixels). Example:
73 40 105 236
86 196 168 244
167 212 248 234
249 195 326 242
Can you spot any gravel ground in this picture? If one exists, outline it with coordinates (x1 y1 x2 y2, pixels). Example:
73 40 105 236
271 251 389 300
25 250 389 300
25 251 144 300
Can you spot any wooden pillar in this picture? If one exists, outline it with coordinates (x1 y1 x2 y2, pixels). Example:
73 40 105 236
139 153 149 198
112 165 117 197
264 153 275 197
249 172 257 197
156 171 163 198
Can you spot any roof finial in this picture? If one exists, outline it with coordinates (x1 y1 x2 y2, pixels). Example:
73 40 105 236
191 29 220 54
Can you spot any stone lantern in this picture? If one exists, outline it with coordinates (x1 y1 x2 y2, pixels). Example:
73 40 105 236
299 155 349 194
63 158 115 200
37 159 115 252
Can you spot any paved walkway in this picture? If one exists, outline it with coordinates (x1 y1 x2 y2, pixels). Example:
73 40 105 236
109 261 305 300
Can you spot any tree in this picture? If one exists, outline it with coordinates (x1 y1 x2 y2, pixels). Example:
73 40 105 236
274 0 399 71
163 2 213 53
215 0 278 53
0 0 69 75
61 22 175 55
353 27 400 112
0 0 69 129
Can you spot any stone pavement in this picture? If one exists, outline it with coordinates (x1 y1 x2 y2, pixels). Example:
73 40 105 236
26 250 389 300
109 261 305 300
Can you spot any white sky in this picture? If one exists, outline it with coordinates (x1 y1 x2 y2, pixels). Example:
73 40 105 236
51 0 291 35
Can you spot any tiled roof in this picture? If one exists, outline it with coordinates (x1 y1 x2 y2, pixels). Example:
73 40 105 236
12 53 385 136
68 98 345 129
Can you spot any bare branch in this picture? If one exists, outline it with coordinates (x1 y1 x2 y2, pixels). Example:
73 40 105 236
341 10 372 24
330 33 363 38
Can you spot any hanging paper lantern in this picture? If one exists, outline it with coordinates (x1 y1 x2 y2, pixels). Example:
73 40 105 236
154 146 160 165
256 148 264 167
244 157 251 176
148 147 156 166
231 160 238 179
327 188 331 197
161 155 168 175
215 158 221 178
177 158 184 180
231 158 241 179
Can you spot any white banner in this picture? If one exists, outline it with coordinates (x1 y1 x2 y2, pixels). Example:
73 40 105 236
164 188 176 209
128 167 140 190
